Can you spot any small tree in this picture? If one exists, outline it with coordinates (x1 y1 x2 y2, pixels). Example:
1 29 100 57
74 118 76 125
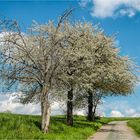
85 34 137 121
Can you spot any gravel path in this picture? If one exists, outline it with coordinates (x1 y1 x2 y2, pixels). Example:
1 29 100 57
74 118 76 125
88 121 140 140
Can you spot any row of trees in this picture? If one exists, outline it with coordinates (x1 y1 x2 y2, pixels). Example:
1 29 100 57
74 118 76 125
0 10 137 133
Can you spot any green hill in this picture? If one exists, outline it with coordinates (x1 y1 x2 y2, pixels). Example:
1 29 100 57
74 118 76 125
0 113 139 140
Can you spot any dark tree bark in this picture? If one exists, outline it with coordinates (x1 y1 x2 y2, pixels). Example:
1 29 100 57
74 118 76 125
92 104 97 121
87 91 93 121
67 88 73 125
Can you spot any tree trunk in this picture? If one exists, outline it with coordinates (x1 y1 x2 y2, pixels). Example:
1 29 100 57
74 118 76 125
93 105 97 121
41 87 51 133
87 91 93 121
67 88 73 126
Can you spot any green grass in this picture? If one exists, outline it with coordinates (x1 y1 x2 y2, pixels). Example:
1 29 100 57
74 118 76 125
127 118 140 137
0 113 105 140
0 113 138 140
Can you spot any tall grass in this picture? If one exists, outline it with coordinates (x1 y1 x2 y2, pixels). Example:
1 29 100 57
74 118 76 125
0 113 105 140
0 113 138 139
127 118 140 137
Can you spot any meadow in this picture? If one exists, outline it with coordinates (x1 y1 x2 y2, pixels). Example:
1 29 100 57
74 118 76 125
0 113 139 140
127 119 140 137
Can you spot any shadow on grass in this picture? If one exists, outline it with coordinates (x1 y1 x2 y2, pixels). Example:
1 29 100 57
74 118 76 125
73 122 100 130
33 121 41 130
32 116 102 132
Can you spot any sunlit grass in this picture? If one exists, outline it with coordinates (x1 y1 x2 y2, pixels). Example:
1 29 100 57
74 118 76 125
128 119 140 137
0 113 103 139
0 113 138 139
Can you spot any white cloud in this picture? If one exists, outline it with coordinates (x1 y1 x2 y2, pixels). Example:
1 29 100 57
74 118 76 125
0 93 64 115
119 8 136 17
125 108 136 116
0 93 40 115
110 108 140 117
110 110 124 117
0 93 89 116
125 108 140 117
80 0 140 18
51 101 66 116
99 97 140 117
131 113 140 117
74 109 86 116
79 0 91 7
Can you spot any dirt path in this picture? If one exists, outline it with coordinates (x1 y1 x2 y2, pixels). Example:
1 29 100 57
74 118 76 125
88 121 140 140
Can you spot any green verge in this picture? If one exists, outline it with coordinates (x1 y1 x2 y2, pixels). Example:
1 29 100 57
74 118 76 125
0 113 136 140
127 118 140 137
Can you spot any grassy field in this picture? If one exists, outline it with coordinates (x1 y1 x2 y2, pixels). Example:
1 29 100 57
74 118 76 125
0 113 139 140
0 113 107 140
128 119 140 137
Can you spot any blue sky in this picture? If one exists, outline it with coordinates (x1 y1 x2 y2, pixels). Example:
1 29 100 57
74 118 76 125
0 0 140 117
